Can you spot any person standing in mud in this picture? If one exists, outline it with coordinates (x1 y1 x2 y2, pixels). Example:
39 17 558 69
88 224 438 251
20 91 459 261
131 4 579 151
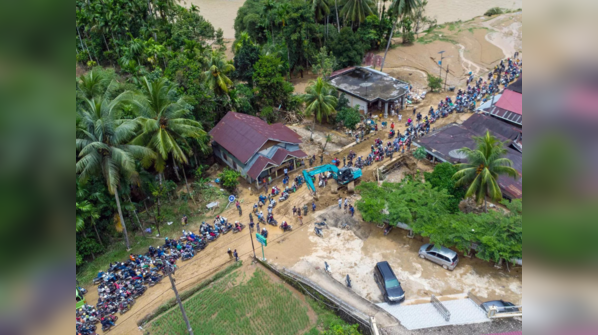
303 204 308 216
319 153 323 164
297 212 303 225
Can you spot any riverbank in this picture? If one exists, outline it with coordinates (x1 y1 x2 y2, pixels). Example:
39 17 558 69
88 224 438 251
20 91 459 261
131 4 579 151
188 0 522 39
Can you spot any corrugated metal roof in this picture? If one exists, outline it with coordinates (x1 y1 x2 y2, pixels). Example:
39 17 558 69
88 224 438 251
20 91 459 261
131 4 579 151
246 156 276 180
416 122 522 199
271 148 308 165
209 112 302 164
462 114 521 142
495 89 522 115
506 77 522 94
245 149 307 180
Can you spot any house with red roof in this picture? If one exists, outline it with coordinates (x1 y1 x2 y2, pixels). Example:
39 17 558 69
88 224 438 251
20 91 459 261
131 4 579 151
485 77 523 126
209 112 308 187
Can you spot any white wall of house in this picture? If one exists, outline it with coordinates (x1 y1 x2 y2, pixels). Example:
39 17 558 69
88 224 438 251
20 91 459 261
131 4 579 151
346 95 368 114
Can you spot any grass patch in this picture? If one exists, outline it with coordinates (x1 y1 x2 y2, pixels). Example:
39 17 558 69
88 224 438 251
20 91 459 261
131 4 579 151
306 297 353 332
147 268 312 335
138 262 243 326
417 32 457 45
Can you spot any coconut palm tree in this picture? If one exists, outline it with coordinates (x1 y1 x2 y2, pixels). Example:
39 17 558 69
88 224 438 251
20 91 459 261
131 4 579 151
77 70 109 100
303 77 338 140
380 0 421 71
340 0 375 27
452 131 519 212
76 97 156 250
312 0 332 23
204 50 235 97
131 77 206 205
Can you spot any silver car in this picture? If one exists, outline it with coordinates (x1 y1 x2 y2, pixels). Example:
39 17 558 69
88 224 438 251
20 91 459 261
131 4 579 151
418 244 459 270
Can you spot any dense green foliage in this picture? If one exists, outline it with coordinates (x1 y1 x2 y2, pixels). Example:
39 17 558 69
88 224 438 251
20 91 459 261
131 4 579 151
356 179 522 264
253 54 294 109
328 27 367 68
424 163 466 213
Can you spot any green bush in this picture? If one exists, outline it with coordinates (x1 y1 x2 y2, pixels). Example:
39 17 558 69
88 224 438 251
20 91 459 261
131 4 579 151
484 7 503 16
336 106 362 130
427 74 442 92
260 106 277 123
424 162 466 213
324 324 361 335
218 168 241 192
413 146 427 161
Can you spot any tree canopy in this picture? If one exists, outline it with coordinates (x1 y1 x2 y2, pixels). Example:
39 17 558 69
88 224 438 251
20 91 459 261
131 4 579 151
356 178 522 264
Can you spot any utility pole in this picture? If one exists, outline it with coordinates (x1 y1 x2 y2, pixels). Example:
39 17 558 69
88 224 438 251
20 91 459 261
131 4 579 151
438 51 445 80
444 64 449 91
165 264 194 335
249 227 256 259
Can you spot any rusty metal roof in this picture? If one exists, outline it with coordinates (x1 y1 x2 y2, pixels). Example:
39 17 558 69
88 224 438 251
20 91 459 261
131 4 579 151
272 148 308 165
209 112 302 164
416 120 522 199
247 156 277 180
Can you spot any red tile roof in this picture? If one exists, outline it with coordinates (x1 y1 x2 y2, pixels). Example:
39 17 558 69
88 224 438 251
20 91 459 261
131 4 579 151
495 89 522 115
209 112 302 164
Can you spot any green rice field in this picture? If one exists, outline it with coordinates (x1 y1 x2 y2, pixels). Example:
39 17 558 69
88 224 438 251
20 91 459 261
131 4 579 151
148 268 313 335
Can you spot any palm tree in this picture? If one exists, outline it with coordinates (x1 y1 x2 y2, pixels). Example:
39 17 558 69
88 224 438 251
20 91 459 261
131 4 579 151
380 0 421 71
340 0 375 27
132 77 206 205
452 131 519 212
76 96 156 250
204 50 235 97
303 77 338 140
312 0 332 23
77 70 109 100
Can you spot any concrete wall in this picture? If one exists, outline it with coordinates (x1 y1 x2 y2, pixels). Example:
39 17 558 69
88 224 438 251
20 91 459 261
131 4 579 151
346 95 368 114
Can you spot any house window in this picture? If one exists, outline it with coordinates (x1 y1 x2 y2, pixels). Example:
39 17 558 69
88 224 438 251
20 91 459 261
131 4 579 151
233 160 237 170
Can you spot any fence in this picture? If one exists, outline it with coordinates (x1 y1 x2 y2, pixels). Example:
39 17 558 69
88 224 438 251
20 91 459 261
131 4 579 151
256 259 376 335
431 295 451 322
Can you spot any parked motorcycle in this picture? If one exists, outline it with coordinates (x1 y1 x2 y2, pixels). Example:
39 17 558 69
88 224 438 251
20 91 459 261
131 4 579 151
232 223 245 234
314 227 323 237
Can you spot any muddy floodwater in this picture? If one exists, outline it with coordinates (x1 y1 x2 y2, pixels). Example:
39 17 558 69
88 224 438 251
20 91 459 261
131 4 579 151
187 0 522 39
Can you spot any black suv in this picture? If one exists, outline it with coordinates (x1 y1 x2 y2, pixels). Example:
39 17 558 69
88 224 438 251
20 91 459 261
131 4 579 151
374 261 405 303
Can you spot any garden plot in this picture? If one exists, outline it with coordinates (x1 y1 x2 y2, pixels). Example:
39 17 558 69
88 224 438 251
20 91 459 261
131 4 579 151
148 267 315 335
